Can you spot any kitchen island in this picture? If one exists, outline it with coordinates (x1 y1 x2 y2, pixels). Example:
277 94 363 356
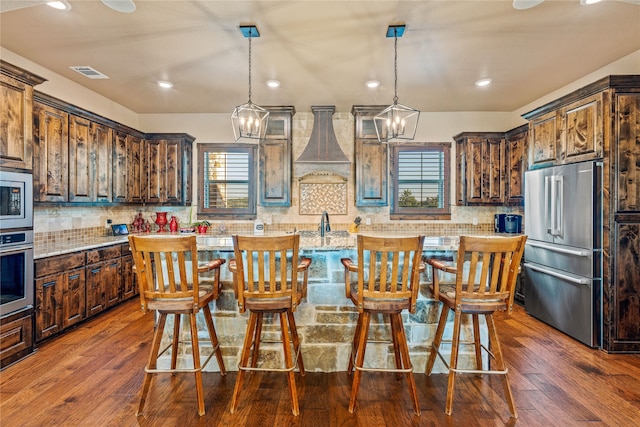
34 231 481 374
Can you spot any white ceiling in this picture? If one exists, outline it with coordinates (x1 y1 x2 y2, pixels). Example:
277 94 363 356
1 0 640 114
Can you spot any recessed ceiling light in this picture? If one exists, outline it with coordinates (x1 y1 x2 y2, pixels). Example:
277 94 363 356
157 81 173 89
366 80 380 89
266 80 280 88
475 78 492 87
101 0 136 13
580 0 602 5
47 1 71 11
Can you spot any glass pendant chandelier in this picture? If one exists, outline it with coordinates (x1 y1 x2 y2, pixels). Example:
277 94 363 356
374 25 420 143
231 25 269 141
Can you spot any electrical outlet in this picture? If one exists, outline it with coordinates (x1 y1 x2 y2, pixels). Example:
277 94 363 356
106 218 112 229
472 217 478 226
365 217 371 226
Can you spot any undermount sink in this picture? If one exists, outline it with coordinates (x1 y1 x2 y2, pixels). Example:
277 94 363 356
297 230 350 238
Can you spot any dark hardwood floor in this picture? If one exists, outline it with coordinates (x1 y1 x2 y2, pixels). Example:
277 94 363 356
2 299 640 426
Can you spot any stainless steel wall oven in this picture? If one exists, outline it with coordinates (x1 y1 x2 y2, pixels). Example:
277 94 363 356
0 230 34 316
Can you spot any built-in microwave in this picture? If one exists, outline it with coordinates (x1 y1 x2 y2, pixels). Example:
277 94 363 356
0 170 33 230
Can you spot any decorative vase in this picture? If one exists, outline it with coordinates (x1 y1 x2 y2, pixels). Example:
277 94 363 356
155 212 168 232
197 225 208 234
169 216 179 232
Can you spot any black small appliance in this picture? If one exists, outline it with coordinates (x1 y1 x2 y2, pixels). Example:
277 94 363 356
494 214 522 234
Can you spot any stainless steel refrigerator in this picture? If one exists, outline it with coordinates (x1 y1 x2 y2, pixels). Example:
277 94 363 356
523 160 602 347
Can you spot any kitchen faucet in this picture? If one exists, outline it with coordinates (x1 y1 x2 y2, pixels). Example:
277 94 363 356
319 211 331 237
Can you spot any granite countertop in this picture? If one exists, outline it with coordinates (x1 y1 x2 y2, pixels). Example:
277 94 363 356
35 231 466 259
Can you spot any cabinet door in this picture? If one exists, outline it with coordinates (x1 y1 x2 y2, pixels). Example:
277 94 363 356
126 134 145 203
0 73 34 170
616 93 640 212
355 139 387 207
86 262 106 317
529 110 558 168
121 253 136 301
559 93 603 164
92 122 113 202
69 115 92 202
104 258 122 308
505 127 527 206
183 139 193 206
455 139 466 206
145 139 165 203
612 221 640 348
33 102 68 202
35 273 63 342
113 131 128 202
62 268 85 328
260 138 291 206
165 139 182 203
486 137 505 203
467 137 485 203
353 107 388 207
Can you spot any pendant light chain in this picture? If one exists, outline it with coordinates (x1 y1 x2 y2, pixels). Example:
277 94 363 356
393 30 398 106
248 35 252 103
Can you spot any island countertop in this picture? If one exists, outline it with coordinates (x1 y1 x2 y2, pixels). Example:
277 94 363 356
35 231 466 259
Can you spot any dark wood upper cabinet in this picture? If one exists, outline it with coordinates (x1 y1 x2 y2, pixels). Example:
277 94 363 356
0 61 46 171
352 106 388 207
454 132 505 206
504 124 528 206
145 134 194 205
33 102 69 202
259 107 294 207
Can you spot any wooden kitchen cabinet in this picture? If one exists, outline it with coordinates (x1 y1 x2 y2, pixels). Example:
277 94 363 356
145 133 194 205
0 307 34 369
352 106 388 207
85 245 121 317
33 102 69 202
120 243 137 301
69 115 113 203
34 251 86 342
504 125 528 206
454 132 505 205
0 61 46 171
525 89 603 168
34 243 135 343
259 107 294 207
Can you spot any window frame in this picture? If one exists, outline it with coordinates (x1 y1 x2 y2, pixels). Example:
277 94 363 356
389 142 451 219
197 143 257 219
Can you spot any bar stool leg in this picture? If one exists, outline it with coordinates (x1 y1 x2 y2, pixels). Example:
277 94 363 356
280 311 299 415
287 310 305 375
349 311 371 413
230 311 258 413
202 304 226 375
188 313 205 416
138 312 167 416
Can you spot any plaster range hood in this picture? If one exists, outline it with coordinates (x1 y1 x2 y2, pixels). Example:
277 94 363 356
295 105 350 178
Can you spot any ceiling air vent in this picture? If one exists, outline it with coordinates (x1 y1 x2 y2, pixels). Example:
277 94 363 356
69 66 109 79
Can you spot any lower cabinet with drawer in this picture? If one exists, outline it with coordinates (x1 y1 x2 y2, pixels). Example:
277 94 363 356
0 307 34 369
34 243 136 343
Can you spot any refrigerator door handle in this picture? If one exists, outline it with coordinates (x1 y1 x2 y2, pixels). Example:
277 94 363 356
523 262 590 285
555 175 563 236
526 241 590 257
549 175 563 236
545 175 551 234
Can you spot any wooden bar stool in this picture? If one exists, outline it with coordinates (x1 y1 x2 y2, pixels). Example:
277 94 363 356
341 234 425 415
425 235 527 418
228 234 312 416
128 234 227 417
